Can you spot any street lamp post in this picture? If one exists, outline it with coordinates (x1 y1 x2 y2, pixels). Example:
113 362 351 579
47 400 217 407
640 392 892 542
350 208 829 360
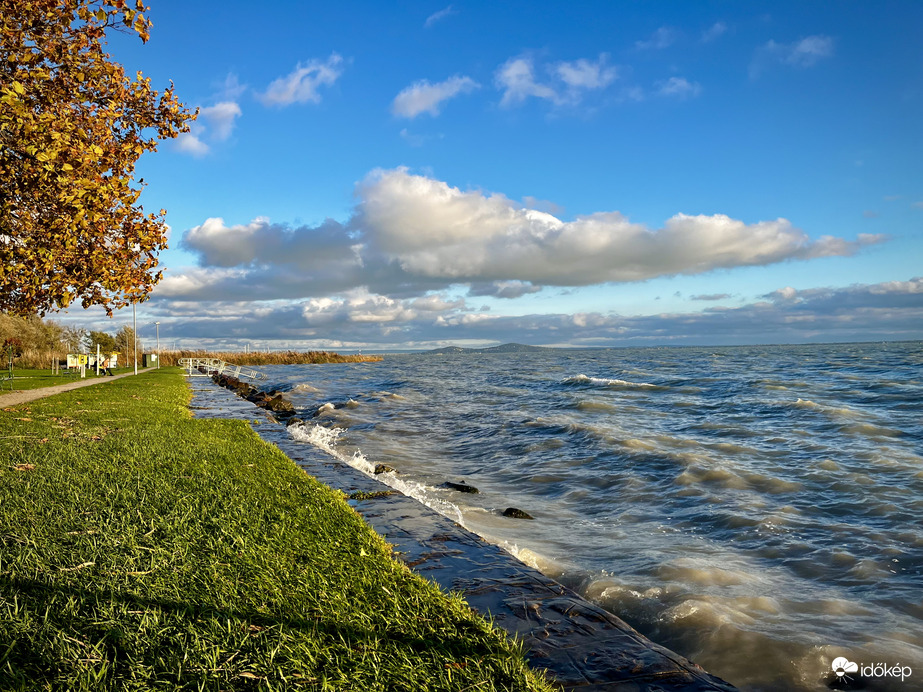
155 321 160 368
132 302 137 375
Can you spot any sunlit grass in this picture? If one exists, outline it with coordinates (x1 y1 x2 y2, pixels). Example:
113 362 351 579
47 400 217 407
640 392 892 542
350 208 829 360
0 368 552 691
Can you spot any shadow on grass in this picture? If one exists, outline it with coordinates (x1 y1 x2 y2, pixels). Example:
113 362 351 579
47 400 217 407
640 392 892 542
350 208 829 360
0 573 501 687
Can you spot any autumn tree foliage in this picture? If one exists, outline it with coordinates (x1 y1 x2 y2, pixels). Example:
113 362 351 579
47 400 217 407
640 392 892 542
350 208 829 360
0 0 194 316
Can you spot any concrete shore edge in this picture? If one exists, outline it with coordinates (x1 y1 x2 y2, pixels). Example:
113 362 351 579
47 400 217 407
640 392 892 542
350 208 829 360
188 375 737 691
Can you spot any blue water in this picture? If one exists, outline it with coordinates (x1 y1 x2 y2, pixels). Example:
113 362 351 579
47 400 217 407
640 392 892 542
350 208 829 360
259 342 923 691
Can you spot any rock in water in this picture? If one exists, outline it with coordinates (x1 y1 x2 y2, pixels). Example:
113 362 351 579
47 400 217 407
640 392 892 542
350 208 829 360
502 507 534 520
442 481 479 494
374 464 396 474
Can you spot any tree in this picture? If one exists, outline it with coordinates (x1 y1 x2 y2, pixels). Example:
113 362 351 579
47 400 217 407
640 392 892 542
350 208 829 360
114 325 139 356
0 0 195 316
85 329 117 352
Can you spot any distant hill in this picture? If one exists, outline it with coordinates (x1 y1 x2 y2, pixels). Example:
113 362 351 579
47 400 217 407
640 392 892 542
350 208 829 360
426 343 552 355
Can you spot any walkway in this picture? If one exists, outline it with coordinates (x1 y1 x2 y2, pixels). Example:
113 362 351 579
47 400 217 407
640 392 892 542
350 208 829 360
0 368 156 408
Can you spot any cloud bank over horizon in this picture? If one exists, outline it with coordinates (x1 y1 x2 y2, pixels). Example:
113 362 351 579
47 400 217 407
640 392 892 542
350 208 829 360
135 276 923 350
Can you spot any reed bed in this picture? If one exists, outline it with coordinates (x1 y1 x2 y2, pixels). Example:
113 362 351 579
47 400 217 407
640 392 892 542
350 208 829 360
156 349 382 366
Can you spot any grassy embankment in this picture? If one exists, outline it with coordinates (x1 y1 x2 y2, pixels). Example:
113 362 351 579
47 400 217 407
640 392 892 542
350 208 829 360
0 367 552 691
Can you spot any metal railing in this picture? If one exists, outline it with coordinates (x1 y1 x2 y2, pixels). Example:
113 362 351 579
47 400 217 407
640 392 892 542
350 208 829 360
178 357 266 381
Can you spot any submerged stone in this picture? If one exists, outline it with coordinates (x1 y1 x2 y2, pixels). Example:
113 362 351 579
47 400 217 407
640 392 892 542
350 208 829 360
374 464 396 475
442 481 479 494
502 507 534 520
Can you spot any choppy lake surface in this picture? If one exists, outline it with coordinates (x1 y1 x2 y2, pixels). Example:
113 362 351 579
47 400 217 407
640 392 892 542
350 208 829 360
259 342 922 690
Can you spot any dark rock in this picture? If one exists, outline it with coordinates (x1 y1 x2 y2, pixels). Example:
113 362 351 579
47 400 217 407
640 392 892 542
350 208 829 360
502 507 534 520
374 464 396 474
266 395 294 412
286 417 303 427
442 481 479 494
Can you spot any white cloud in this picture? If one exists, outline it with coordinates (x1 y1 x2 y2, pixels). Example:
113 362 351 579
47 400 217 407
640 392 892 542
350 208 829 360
174 168 887 302
657 77 702 99
424 5 456 28
635 27 677 50
750 35 834 78
391 75 480 118
701 22 728 43
175 132 209 157
353 169 883 284
148 276 923 348
495 57 559 107
553 55 617 90
215 73 247 100
259 53 344 106
495 54 617 108
199 101 242 140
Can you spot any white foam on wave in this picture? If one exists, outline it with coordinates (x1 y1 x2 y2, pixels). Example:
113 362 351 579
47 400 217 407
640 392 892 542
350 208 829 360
288 421 463 524
565 374 658 389
793 398 863 419
292 382 321 393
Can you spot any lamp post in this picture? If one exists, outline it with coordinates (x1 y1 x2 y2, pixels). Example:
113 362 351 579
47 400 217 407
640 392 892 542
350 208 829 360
132 301 137 375
155 321 160 368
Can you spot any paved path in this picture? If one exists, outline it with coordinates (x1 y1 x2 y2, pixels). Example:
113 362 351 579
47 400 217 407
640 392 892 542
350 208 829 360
0 368 156 408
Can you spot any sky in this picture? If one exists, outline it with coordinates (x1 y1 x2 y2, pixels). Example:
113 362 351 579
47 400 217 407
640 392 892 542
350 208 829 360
62 1 923 351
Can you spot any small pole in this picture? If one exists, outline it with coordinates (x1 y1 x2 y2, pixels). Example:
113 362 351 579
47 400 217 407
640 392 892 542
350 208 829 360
155 321 160 368
96 343 100 376
133 302 138 375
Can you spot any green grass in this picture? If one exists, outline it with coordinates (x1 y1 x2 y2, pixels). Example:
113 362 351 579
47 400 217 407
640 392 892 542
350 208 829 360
0 367 140 392
0 368 553 691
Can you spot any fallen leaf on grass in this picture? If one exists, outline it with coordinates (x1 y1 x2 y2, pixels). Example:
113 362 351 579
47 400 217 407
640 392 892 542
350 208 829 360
13 417 32 422
2 408 15 412
13 464 35 471
60 561 95 572
238 672 264 680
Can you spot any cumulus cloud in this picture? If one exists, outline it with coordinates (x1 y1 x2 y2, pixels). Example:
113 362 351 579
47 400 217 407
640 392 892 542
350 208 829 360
657 77 702 99
352 168 885 284
260 53 344 106
173 168 887 302
750 35 834 78
391 76 480 118
424 5 456 28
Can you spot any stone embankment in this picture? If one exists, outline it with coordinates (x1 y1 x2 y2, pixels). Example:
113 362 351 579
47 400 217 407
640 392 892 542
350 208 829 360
199 373 737 691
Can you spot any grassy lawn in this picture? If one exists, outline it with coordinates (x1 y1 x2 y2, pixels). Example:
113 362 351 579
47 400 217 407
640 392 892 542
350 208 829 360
1 367 139 392
0 368 552 691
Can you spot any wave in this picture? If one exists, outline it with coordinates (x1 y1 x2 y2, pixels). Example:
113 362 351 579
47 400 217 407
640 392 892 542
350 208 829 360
292 382 321 393
564 374 661 389
288 421 463 523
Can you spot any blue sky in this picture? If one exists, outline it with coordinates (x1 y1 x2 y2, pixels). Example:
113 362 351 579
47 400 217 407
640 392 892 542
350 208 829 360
71 1 922 350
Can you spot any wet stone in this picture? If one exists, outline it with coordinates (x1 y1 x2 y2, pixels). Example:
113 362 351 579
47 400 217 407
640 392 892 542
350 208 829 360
374 464 396 474
502 507 534 520
442 481 480 494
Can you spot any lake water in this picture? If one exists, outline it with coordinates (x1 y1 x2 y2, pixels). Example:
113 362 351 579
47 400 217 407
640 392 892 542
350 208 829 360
257 342 923 691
